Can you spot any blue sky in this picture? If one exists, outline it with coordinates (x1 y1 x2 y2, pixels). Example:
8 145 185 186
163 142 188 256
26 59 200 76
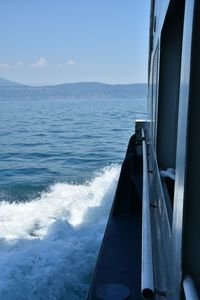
0 1 150 86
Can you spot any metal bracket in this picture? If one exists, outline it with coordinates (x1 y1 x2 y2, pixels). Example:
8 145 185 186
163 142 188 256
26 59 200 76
146 139 151 145
150 203 157 208
154 288 168 297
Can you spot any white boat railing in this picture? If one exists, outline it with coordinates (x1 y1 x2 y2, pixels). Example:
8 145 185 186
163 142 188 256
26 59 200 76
183 276 200 300
141 128 154 298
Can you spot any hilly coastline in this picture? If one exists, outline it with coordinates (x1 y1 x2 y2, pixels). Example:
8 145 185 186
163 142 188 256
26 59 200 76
0 78 147 100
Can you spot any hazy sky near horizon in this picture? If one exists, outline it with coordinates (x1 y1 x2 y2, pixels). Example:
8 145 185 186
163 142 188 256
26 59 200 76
0 1 150 86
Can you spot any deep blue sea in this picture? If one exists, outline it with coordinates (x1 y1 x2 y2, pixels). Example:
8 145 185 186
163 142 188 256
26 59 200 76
0 97 146 300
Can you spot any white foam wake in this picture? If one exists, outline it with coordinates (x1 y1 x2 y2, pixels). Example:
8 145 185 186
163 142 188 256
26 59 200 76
0 165 120 300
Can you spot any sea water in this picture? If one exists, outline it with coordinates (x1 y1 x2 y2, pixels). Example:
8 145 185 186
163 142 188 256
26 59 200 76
0 97 146 299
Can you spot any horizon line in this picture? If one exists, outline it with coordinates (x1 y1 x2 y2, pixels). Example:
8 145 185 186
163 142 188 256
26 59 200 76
0 76 147 88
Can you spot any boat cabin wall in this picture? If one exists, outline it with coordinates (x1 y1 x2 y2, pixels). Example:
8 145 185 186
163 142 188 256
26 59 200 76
148 0 185 170
156 1 185 170
148 0 200 298
179 1 200 296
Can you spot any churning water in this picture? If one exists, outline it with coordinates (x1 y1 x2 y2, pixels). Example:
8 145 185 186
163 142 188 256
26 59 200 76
0 97 146 299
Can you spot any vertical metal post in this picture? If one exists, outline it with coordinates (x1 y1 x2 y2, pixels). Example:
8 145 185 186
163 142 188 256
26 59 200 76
141 129 154 298
183 276 200 300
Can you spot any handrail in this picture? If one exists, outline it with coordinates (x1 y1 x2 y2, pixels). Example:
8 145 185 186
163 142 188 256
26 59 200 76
141 128 154 298
183 276 200 300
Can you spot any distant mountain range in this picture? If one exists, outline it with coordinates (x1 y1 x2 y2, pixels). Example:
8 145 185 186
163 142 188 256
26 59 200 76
0 77 24 87
0 77 147 100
